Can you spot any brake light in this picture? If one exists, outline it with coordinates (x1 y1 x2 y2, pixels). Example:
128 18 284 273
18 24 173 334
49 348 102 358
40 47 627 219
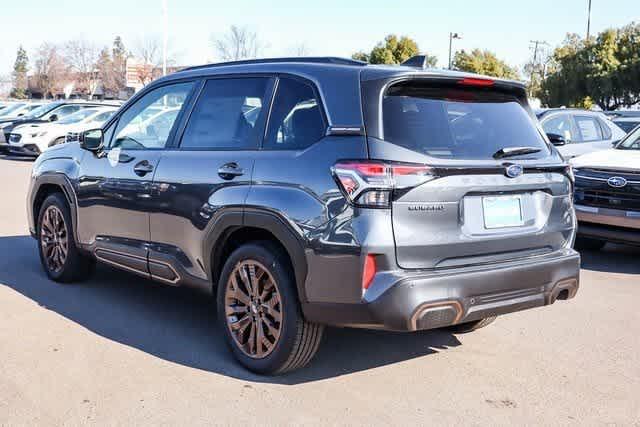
362 254 377 290
332 161 435 208
458 77 495 87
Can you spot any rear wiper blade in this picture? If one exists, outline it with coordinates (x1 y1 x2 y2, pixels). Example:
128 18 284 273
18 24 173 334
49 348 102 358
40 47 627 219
493 146 542 159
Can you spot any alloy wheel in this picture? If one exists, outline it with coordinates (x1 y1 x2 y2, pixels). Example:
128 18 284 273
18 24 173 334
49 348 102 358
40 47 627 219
40 205 68 274
224 260 283 358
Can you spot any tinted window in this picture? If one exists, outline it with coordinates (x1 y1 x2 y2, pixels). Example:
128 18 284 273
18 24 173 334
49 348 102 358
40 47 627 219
542 114 577 142
110 82 193 150
619 126 640 150
574 116 603 142
382 82 550 160
180 78 269 149
46 105 81 120
263 78 325 150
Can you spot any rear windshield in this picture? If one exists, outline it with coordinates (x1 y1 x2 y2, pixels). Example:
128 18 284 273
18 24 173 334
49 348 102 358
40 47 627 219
382 82 550 160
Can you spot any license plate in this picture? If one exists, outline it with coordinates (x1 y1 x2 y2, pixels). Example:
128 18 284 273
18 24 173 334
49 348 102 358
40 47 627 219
482 195 524 229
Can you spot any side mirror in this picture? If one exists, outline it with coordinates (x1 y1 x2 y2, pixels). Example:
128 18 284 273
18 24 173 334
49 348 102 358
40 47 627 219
547 133 566 146
79 129 104 152
49 114 58 122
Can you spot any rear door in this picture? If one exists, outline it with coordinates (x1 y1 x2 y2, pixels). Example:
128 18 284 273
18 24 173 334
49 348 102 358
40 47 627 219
148 77 273 285
363 78 574 270
573 114 610 156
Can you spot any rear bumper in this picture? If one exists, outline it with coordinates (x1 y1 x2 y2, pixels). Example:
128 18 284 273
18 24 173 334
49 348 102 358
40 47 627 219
303 249 580 331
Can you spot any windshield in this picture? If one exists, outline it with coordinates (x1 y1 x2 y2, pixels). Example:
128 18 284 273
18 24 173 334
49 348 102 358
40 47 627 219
0 103 26 117
615 121 640 133
57 109 99 124
23 103 59 119
382 82 551 160
618 126 640 150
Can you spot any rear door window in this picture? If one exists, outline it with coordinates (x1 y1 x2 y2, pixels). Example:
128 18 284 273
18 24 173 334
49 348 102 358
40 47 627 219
180 78 270 150
382 82 550 160
574 115 603 142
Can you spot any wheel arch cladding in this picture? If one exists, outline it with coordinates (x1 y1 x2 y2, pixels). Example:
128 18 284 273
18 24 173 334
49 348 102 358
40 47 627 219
209 211 309 302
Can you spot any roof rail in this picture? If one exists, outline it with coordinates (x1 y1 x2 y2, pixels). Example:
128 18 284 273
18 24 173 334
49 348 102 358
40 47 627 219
179 57 367 73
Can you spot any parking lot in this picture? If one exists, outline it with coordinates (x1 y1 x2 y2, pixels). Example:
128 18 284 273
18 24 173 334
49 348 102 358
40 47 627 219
0 155 638 425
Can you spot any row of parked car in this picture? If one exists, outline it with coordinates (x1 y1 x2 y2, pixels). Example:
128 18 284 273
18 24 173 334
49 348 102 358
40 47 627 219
0 100 122 156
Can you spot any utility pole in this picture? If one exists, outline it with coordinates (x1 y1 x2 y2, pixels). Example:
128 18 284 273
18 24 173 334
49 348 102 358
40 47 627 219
448 32 461 69
529 40 549 66
528 40 549 97
586 0 592 40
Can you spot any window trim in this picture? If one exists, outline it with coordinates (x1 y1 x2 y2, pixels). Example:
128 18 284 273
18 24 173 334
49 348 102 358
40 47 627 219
172 75 276 152
260 74 329 151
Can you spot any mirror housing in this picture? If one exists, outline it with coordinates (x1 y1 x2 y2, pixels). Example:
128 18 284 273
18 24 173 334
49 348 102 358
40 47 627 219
49 114 58 122
547 133 566 146
79 129 104 152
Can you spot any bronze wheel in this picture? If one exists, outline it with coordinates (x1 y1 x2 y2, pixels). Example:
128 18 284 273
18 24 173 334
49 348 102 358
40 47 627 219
224 260 283 359
40 205 68 274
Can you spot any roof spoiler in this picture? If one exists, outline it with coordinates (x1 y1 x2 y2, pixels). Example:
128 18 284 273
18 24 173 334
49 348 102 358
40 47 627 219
401 55 431 69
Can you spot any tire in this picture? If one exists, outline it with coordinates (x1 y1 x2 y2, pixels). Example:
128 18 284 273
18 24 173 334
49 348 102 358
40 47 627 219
447 316 497 333
37 193 95 283
217 241 324 375
574 237 606 251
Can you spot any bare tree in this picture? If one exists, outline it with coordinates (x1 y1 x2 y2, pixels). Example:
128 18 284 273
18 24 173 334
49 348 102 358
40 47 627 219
64 38 99 98
213 25 264 61
133 35 181 86
32 43 68 99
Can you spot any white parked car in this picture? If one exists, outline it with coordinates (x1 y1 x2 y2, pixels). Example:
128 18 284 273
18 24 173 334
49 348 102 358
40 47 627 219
570 125 640 249
537 109 626 159
7 107 117 156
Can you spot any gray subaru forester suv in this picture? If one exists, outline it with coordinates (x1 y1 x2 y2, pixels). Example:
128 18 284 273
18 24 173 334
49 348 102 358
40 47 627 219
27 57 580 374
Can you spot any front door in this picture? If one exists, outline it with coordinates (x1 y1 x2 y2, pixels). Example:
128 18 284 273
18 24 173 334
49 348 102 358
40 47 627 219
75 81 196 274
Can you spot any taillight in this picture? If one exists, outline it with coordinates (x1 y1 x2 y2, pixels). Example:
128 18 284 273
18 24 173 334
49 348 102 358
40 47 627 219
332 161 435 208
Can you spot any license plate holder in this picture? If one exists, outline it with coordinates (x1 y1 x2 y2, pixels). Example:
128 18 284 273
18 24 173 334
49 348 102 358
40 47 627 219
482 195 524 229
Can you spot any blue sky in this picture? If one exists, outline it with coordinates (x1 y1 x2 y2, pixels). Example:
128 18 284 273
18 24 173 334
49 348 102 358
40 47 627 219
0 0 637 77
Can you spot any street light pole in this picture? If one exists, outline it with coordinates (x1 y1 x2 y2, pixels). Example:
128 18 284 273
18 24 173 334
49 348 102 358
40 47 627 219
162 0 168 76
448 32 461 69
586 0 592 40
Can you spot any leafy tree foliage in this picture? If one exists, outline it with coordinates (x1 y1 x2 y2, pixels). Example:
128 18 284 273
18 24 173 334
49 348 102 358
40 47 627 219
10 46 29 99
539 23 640 110
452 49 519 79
352 35 437 66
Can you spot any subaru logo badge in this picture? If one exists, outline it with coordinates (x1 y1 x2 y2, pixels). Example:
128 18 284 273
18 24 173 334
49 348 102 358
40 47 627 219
608 176 627 188
505 164 523 179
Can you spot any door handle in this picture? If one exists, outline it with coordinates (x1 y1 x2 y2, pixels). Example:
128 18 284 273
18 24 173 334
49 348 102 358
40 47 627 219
218 162 244 180
133 160 154 176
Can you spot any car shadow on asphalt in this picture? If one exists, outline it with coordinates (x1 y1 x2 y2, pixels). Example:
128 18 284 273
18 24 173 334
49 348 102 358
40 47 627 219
579 243 640 274
0 235 461 384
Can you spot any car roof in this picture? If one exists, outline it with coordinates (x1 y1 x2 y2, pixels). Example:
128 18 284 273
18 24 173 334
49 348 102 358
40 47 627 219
159 57 526 126
536 108 605 118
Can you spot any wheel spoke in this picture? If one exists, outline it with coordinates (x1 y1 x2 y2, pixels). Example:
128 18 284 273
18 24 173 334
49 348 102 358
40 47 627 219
224 259 283 359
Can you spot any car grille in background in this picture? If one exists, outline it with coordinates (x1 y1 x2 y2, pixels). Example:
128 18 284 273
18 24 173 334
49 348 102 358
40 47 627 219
8 134 21 143
575 168 640 211
66 132 79 143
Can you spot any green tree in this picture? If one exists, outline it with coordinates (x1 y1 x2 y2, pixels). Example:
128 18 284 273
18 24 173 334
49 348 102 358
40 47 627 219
351 34 437 66
539 23 640 110
10 46 29 99
452 49 519 79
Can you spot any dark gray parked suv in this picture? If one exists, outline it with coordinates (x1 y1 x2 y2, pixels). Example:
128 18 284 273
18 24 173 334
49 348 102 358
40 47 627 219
27 57 581 374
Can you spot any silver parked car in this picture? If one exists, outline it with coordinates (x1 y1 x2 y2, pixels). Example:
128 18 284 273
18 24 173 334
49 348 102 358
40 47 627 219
537 109 626 159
